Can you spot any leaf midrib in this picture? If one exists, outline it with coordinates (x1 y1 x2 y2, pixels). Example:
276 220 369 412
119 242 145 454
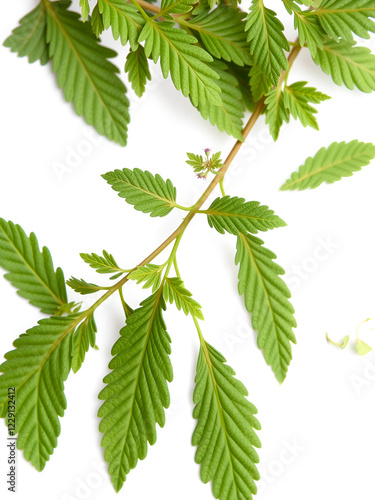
110 175 175 206
0 228 64 308
44 1 124 139
115 292 163 490
200 340 241 499
284 149 371 188
240 234 284 381
18 4 46 55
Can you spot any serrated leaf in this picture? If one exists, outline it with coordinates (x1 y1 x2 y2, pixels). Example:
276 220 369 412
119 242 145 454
245 0 290 85
45 0 130 146
98 0 145 50
193 339 261 500
98 292 173 492
80 250 125 276
206 196 286 235
67 277 105 295
249 65 272 101
163 277 204 319
235 234 297 383
227 62 256 111
91 4 104 37
312 39 375 92
160 0 195 16
307 0 375 42
186 6 252 66
194 60 245 140
71 313 97 372
129 264 164 292
80 0 90 21
280 140 375 190
0 315 84 470
265 86 290 141
284 81 331 129
139 20 222 106
3 4 49 65
102 168 178 217
125 45 151 98
0 219 68 315
294 10 326 57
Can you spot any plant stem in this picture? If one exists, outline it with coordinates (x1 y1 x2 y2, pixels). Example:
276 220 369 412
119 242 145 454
81 42 302 317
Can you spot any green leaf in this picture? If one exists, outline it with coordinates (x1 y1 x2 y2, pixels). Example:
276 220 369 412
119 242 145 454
98 292 173 492
185 6 252 66
45 0 130 146
91 4 104 37
326 333 349 350
249 65 272 101
102 168 178 217
356 339 373 356
235 234 297 383
163 277 204 319
98 0 145 50
71 313 97 373
0 315 83 470
294 11 326 57
193 339 261 499
245 0 290 85
264 86 290 141
139 20 222 106
80 0 91 21
280 140 375 190
67 277 105 295
80 250 125 278
160 0 195 16
312 39 375 92
0 219 68 315
125 45 151 98
227 62 256 111
284 81 331 130
307 0 375 42
194 60 245 140
3 4 49 65
206 196 286 235
129 264 164 292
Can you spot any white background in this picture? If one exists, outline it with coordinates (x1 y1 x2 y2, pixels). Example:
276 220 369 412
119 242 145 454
1 1 375 499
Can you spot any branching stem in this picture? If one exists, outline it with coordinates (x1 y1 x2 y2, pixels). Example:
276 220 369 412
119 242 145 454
79 42 302 318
